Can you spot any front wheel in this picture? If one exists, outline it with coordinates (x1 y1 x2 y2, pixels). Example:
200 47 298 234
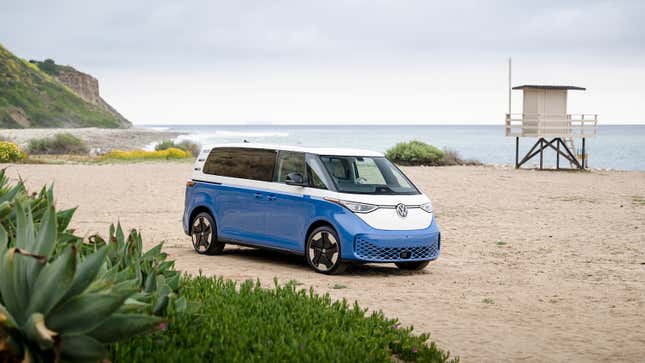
191 212 225 255
395 260 430 271
305 226 348 275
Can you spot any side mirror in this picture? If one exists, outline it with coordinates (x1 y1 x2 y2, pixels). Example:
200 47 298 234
285 172 305 186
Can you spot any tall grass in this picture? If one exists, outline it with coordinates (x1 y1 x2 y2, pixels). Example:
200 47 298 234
27 132 89 155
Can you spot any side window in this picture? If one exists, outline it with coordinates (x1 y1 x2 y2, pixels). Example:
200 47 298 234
275 151 305 182
203 147 276 182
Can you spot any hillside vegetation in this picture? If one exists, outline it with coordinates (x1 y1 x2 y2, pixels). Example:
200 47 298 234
0 43 130 128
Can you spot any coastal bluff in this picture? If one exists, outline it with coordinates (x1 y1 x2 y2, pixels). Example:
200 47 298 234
54 65 129 126
0 43 131 128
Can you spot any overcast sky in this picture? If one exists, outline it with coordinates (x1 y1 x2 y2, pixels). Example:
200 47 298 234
2 0 644 124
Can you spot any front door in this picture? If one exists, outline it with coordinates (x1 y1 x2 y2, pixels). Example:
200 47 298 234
264 151 313 250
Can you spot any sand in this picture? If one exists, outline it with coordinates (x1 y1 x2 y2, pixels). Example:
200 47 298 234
3 163 644 362
0 127 184 151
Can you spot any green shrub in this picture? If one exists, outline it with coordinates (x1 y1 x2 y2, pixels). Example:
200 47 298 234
0 142 26 163
386 140 445 166
155 139 200 157
27 133 89 155
111 276 457 363
386 141 481 166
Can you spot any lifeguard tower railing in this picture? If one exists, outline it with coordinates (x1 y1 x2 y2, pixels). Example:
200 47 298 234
505 113 598 138
505 113 598 169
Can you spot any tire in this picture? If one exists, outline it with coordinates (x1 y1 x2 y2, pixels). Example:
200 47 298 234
191 212 225 255
305 226 348 275
395 260 430 271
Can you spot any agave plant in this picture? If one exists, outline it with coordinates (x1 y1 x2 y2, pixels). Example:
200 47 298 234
0 169 79 249
0 202 163 362
88 225 182 316
0 169 182 316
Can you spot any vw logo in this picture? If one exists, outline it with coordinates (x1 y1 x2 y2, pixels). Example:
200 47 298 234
395 203 408 218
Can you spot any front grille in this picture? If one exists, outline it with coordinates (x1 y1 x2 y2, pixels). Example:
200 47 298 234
354 237 439 262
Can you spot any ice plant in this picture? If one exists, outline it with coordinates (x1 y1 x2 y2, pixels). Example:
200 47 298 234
0 202 163 362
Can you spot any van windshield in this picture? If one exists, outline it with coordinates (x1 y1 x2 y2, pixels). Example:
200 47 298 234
319 156 419 195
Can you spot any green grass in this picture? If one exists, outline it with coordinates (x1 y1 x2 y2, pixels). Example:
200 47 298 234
111 276 457 363
495 241 507 246
332 284 348 289
0 43 128 128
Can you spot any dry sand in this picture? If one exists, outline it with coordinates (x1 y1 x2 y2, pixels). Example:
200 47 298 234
3 163 645 362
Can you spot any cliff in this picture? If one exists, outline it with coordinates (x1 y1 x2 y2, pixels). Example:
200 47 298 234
0 43 131 128
54 66 129 125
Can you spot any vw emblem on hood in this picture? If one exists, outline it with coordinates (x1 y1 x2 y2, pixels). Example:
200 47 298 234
395 203 408 218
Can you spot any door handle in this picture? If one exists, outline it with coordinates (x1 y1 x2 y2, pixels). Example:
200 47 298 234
254 193 263 199
267 195 277 201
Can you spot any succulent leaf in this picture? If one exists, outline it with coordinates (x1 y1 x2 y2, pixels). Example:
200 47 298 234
88 313 163 343
46 293 124 335
0 249 22 324
32 205 57 258
26 246 76 317
0 303 17 328
59 334 107 363
61 247 108 302
23 313 57 350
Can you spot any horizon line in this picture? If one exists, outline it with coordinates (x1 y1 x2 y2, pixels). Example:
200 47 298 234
134 122 645 127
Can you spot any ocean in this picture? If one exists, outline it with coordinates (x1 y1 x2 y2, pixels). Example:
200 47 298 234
141 124 645 171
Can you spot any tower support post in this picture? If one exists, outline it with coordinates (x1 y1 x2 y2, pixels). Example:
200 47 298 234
515 137 519 169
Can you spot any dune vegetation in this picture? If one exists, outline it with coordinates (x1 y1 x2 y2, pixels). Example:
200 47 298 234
386 140 481 166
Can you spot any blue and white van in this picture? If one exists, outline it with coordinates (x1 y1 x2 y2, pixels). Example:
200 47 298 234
183 144 441 274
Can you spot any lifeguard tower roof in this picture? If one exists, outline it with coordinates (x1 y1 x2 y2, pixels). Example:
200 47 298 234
512 85 586 91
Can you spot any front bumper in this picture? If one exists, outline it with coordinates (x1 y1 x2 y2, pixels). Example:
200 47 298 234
335 213 441 263
352 231 440 263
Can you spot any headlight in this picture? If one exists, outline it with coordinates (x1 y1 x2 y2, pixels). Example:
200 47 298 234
420 202 433 213
339 200 378 214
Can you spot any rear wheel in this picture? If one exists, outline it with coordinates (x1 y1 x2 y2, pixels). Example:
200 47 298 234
395 260 430 271
305 226 347 275
191 212 225 255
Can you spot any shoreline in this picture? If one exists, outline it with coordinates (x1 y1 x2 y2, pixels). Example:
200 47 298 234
0 127 186 151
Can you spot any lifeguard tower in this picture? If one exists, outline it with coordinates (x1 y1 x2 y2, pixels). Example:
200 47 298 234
505 63 598 169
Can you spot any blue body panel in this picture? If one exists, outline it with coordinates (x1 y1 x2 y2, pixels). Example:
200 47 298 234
183 181 441 262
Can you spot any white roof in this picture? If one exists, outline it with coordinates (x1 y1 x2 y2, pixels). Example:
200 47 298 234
201 143 384 157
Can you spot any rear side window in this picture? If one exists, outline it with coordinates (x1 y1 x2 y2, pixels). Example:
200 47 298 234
203 147 276 182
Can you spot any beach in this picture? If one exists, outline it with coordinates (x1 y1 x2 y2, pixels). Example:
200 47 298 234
3 163 644 362
0 127 184 151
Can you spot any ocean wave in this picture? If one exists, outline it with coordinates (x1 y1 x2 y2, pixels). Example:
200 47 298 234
175 130 289 143
142 126 170 132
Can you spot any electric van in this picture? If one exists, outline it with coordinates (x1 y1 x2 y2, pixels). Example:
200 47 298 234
183 144 441 274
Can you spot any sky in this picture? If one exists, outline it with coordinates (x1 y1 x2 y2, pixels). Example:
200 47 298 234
1 0 644 125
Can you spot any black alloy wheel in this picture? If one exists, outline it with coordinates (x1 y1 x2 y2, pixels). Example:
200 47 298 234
191 212 225 255
306 226 348 274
